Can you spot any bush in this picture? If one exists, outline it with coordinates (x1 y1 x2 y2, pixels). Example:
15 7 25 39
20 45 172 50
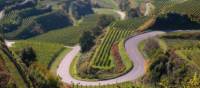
20 47 36 66
97 15 115 28
80 31 95 52
92 15 115 36
150 54 169 82
152 13 200 30
70 0 94 19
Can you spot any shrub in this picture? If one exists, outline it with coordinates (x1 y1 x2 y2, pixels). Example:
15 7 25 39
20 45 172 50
80 31 95 52
20 47 36 66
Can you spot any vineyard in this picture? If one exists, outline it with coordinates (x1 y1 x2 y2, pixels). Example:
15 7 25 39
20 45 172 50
165 39 200 68
138 31 200 87
161 31 200 69
11 40 65 68
1 0 200 87
5 16 35 39
2 9 72 39
0 0 73 40
91 17 149 70
165 0 200 22
151 0 185 15
30 14 99 45
176 49 200 68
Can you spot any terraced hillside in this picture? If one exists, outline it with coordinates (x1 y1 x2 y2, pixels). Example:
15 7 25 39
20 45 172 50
165 0 200 22
1 0 200 88
161 32 200 69
0 0 96 40
30 14 99 45
72 17 151 80
0 37 28 88
91 18 148 69
151 0 200 30
138 31 200 87
0 38 65 88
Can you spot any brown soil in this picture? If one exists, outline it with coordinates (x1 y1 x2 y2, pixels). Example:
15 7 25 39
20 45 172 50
111 43 126 73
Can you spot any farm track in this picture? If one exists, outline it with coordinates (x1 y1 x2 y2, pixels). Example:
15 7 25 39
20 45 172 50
115 10 126 20
57 31 166 86
5 40 15 47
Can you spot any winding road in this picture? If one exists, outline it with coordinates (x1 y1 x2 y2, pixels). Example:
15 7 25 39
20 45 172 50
57 31 166 86
1 7 165 85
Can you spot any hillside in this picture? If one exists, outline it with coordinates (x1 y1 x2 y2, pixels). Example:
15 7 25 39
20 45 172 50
139 31 200 87
0 0 95 40
1 0 200 88
151 0 200 30
0 37 27 88
0 36 66 88
165 0 200 22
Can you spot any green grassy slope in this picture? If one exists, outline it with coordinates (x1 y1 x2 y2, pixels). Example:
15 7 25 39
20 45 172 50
30 14 99 46
165 0 200 22
50 48 71 75
0 40 27 88
138 31 200 87
11 40 65 68
0 51 27 88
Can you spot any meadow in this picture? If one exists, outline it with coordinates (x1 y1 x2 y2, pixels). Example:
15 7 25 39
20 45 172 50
11 40 65 68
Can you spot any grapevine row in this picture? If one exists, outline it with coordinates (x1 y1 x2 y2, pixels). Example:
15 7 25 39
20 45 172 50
91 18 148 69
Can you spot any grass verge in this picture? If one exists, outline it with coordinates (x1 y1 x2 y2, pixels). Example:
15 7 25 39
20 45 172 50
118 39 133 73
11 40 64 68
50 47 71 75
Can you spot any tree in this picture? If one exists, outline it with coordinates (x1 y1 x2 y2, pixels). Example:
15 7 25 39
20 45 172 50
91 15 115 36
80 31 95 52
91 26 101 36
97 15 115 28
127 8 140 18
70 0 94 20
20 47 36 66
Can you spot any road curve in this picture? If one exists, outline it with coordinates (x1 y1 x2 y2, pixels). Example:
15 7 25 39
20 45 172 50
57 31 165 86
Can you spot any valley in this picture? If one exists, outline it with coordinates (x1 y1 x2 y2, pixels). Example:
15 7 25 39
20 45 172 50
0 0 200 88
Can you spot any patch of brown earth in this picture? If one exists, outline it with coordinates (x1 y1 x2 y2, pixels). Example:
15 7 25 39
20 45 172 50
111 43 125 73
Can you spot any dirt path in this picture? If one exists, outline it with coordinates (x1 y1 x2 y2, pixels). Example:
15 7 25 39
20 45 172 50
115 10 126 20
5 40 15 47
